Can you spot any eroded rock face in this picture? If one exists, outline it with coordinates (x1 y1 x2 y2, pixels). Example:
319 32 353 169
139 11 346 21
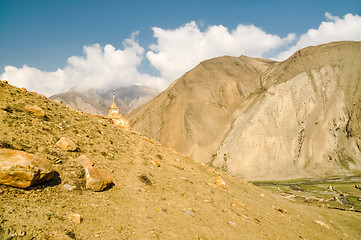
0 149 54 188
213 59 361 180
128 41 361 181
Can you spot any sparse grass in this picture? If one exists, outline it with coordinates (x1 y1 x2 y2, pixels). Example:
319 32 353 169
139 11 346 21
257 177 361 212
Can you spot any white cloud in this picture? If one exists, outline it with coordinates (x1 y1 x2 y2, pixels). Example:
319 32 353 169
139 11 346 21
0 33 165 96
147 21 295 83
277 13 361 60
1 65 66 96
2 13 360 97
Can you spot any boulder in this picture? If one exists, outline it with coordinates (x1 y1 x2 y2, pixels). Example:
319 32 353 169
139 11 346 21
24 105 45 117
0 148 54 188
85 166 113 191
73 155 113 191
56 137 77 151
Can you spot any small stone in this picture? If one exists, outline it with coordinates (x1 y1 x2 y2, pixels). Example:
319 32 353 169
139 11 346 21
227 221 236 227
215 176 227 189
68 213 82 224
185 209 195 217
20 87 27 92
314 220 330 229
0 148 54 188
0 189 4 194
150 159 161 167
56 137 77 151
276 207 288 213
1 80 8 84
231 201 245 212
62 184 77 191
24 105 45 117
260 193 265 198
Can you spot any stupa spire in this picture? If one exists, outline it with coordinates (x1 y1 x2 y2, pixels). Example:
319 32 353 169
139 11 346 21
109 92 119 114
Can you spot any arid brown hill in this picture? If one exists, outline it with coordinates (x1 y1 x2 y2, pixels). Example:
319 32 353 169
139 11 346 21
127 41 361 181
1 80 361 239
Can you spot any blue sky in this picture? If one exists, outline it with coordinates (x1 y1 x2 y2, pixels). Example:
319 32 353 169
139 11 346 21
1 0 361 96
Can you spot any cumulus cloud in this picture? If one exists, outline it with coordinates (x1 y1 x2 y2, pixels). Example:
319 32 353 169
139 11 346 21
0 33 165 96
147 21 295 83
277 13 361 60
3 13 360 97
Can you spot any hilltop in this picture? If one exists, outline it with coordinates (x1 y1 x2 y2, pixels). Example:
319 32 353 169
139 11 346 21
127 41 361 181
1 81 361 239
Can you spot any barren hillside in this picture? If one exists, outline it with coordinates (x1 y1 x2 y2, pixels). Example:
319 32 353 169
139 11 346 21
127 56 274 164
128 41 361 181
1 81 361 239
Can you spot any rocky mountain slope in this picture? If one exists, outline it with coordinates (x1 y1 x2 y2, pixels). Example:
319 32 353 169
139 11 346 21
1 80 361 239
127 41 361 181
50 85 159 115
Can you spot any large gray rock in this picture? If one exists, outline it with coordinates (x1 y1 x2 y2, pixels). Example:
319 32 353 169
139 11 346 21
0 149 54 188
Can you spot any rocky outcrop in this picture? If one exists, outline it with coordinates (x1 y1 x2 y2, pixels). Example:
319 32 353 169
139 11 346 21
0 148 54 188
